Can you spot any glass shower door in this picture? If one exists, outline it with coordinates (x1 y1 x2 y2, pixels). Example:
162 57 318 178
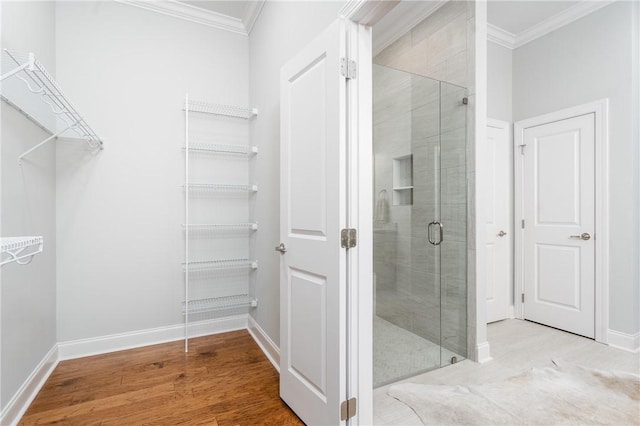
372 64 467 387
438 81 468 367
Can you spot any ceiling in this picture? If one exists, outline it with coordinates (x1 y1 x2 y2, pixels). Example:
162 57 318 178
487 1 581 35
119 0 613 47
179 1 250 20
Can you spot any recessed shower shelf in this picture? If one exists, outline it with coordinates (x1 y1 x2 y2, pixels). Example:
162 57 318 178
183 183 258 192
1 236 43 266
183 294 258 314
182 258 258 272
185 100 258 119
182 223 258 231
183 143 257 155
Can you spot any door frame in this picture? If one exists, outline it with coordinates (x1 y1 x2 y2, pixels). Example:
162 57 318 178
513 99 609 343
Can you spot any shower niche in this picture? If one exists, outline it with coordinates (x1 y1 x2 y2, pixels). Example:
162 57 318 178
373 64 468 387
392 155 413 206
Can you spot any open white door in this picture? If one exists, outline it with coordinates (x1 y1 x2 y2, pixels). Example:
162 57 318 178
486 119 512 323
279 19 349 425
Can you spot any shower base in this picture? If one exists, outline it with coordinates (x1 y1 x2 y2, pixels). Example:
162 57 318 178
373 316 460 388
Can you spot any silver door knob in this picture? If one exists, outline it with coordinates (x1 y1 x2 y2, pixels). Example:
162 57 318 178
569 232 591 241
275 243 287 253
497 230 507 237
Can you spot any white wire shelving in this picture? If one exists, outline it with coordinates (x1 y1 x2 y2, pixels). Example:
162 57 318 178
183 94 258 353
1 49 103 162
182 258 258 272
184 294 258 314
1 236 43 266
183 143 257 155
183 183 258 192
185 99 258 120
182 223 258 231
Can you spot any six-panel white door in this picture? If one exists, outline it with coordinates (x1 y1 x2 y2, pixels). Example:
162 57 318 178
486 120 512 323
522 113 595 338
279 19 347 425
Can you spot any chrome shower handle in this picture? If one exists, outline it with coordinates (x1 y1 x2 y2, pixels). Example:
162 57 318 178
428 221 443 246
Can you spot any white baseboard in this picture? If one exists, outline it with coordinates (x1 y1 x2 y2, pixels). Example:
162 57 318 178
607 329 640 353
475 341 492 363
0 344 58 426
58 315 248 361
3 316 253 425
247 315 280 372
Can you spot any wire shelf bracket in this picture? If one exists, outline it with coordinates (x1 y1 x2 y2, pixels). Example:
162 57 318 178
1 236 43 266
1 49 104 163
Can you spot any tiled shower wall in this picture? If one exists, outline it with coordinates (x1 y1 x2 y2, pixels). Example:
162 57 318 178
373 0 475 359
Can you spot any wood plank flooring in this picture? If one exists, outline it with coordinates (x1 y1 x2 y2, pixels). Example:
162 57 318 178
21 330 303 425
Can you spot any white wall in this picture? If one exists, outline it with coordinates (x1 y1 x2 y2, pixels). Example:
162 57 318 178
0 0 57 411
248 1 345 346
54 1 249 342
513 1 639 335
487 41 512 122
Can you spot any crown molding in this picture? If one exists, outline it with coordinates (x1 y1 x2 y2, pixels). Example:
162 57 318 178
243 0 265 34
339 0 399 26
488 0 615 50
114 0 266 36
487 23 516 50
372 0 447 56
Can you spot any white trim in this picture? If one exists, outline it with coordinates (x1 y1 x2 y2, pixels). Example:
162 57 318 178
488 1 615 50
247 316 280 372
371 0 447 56
514 99 610 344
58 315 248 361
475 341 493 364
487 24 516 50
339 0 398 26
114 0 249 35
0 344 58 426
515 1 614 49
607 329 640 353
474 1 490 364
348 20 374 426
242 0 265 35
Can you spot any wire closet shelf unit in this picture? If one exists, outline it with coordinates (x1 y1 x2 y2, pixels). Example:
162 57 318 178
0 237 43 267
183 95 258 352
0 49 103 162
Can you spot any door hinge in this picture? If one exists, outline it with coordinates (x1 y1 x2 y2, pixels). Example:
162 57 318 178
340 58 357 79
521 219 525 229
519 144 527 155
462 97 468 105
341 228 357 249
340 397 357 421
522 293 525 303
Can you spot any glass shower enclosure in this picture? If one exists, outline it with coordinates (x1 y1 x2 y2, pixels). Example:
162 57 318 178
373 64 467 387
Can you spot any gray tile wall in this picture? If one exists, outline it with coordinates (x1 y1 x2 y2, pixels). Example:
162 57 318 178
373 0 475 362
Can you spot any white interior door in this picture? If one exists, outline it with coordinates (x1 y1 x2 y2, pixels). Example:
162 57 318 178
279 19 348 425
486 119 512 323
521 113 595 338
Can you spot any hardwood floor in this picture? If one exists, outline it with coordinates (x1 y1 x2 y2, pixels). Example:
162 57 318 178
20 330 303 425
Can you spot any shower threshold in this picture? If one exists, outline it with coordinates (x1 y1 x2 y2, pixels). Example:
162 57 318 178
373 316 464 388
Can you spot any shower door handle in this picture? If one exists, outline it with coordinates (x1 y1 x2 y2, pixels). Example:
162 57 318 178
428 221 443 246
